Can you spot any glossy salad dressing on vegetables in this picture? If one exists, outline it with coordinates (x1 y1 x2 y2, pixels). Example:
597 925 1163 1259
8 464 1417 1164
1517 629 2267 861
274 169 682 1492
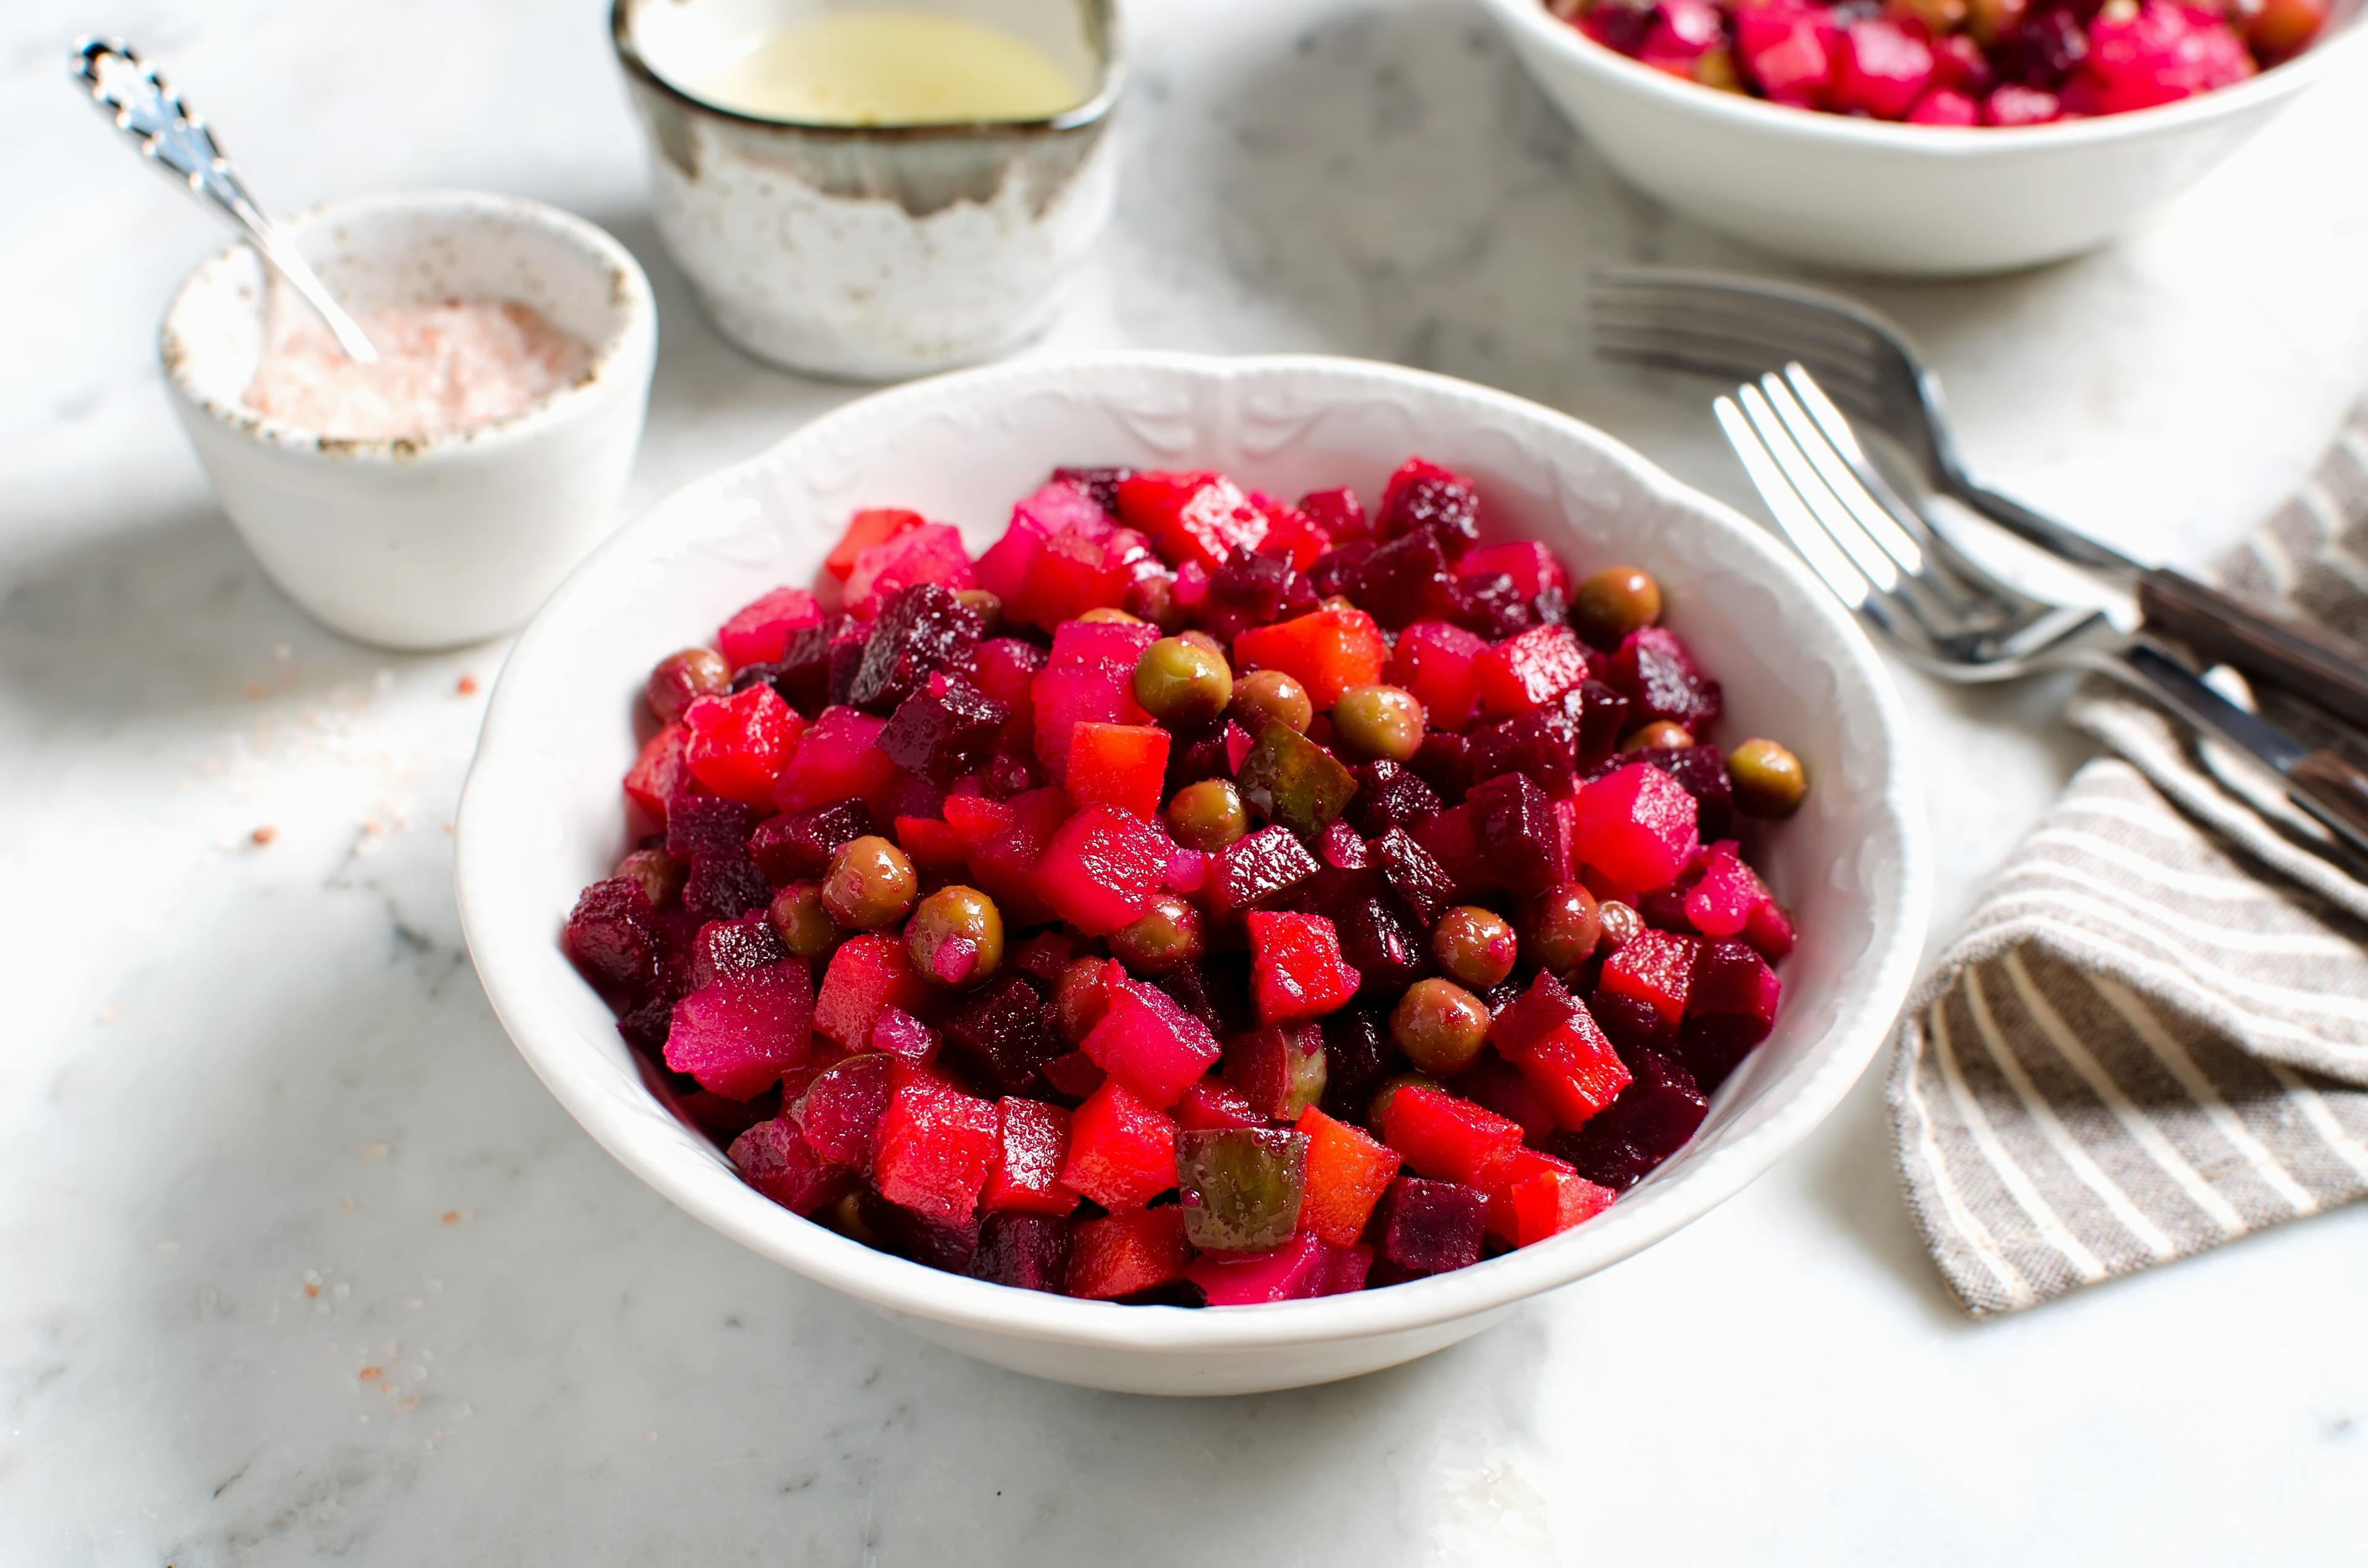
684 12 1084 125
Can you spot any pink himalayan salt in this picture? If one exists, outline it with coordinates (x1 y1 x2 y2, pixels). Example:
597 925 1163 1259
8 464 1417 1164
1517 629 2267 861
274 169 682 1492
244 298 592 441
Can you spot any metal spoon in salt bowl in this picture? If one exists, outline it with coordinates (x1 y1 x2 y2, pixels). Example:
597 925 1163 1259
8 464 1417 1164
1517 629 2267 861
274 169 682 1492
70 36 379 363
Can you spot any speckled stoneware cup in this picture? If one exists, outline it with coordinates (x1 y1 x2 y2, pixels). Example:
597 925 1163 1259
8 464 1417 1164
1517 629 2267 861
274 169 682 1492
612 0 1121 380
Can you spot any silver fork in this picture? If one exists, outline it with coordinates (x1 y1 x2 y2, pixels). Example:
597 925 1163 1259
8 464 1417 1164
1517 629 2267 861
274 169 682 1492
1592 267 2368 732
1722 362 2368 864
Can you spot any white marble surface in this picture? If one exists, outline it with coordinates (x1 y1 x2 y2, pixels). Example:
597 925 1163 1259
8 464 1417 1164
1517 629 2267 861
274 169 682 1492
4 0 2366 1561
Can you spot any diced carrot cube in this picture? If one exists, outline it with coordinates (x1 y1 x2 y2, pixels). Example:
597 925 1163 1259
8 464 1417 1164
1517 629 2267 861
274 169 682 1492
1293 1106 1403 1248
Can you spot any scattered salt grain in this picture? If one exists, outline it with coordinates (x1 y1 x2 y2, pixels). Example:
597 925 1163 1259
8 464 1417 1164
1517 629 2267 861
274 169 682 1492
250 825 278 845
456 673 480 696
245 299 593 441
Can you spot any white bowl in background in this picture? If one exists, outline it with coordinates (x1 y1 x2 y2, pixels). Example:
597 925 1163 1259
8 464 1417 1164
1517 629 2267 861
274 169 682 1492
1475 0 2368 276
161 190 657 650
454 352 1931 1395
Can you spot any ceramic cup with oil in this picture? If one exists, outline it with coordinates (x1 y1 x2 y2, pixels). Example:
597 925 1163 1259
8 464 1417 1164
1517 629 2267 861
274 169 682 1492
612 0 1121 380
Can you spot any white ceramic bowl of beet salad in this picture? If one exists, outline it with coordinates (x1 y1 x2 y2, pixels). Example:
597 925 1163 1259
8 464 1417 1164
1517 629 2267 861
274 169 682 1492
1476 0 2367 274
456 353 1930 1395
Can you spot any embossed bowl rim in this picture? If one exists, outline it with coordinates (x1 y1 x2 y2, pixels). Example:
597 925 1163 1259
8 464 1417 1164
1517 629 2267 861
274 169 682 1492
457 351 1931 1355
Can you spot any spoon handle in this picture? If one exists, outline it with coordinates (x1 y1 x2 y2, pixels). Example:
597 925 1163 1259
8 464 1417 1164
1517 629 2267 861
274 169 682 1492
70 37 379 363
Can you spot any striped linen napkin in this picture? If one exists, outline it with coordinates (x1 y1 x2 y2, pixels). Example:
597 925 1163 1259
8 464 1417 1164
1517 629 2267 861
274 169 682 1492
1888 398 2368 1316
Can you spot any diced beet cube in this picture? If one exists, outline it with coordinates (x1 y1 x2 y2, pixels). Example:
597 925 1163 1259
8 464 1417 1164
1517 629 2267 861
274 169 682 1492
1347 758 1441 838
1406 805 1496 903
1466 704 1581 795
565 876 661 1003
1594 927 1700 1048
872 1061 1000 1225
1317 1006 1392 1122
1408 729 1473 803
1251 498 1333 573
1204 826 1319 922
1460 541 1569 602
1082 974 1223 1109
680 848 771 925
1549 1046 1706 1191
1471 1080 1561 1172
969 1211 1073 1293
825 507 926 583
962 636 1046 724
1059 1078 1179 1212
1358 826 1450 931
1604 744 1735 841
682 687 806 809
717 586 823 670
1116 470 1270 573
1064 721 1171 819
1051 466 1132 517
689 914 789 990
1176 1127 1309 1251
1306 540 1377 601
1466 772 1569 898
1387 620 1489 732
1156 955 1252 1038
861 1192 982 1273
1186 1231 1326 1304
870 1006 938 1065
1247 912 1361 1025
1680 938 1783 1091
943 973 1063 1097
1486 1148 1616 1248
849 583 984 713
963 786 1070 927
1040 1049 1106 1100
766 615 865 719
747 798 878 884
1292 1106 1403 1247
1379 1083 1524 1189
1349 529 1459 629
1033 804 1174 936
663 958 815 1101
1176 1078 1265 1131
1008 929 1075 995
1199 549 1317 646
1314 1241 1375 1295
813 934 934 1054
1065 1207 1192 1300
625 723 693 822
792 1053 892 1172
845 523 976 620
1573 762 1700 893
1297 485 1368 542
1236 724 1359 835
1608 626 1722 732
1222 1022 1329 1120
728 1118 853 1216
980 1097 1081 1217
774 707 896 816
1375 458 1481 557
1377 1176 1487 1275
1476 625 1590 720
1684 842 1764 938
1231 605 1388 708
1032 620 1157 782
878 672 1010 786
1490 972 1634 1131
1332 895 1428 998
665 794 759 863
1744 895 1797 962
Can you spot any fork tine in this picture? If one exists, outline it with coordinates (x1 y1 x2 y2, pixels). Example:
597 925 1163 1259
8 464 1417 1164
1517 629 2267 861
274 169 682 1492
1712 394 1873 612
1735 384 1903 595
1589 268 1925 375
1757 371 1925 578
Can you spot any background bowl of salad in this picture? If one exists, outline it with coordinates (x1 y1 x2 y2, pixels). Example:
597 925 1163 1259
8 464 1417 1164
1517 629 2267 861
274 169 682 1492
1475 0 2366 274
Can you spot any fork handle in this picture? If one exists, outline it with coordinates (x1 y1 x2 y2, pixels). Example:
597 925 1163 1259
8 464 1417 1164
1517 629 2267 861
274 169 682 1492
2136 567 2368 733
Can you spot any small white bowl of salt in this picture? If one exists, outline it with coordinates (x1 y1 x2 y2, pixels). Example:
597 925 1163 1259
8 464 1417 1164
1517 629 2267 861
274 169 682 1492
160 187 656 649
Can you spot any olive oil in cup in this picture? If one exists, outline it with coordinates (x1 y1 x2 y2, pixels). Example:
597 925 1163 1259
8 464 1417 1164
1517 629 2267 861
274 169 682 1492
684 11 1087 125
612 0 1123 380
